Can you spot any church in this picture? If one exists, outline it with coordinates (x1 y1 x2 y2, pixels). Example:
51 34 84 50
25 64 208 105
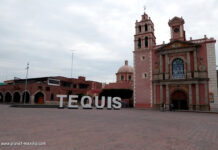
103 60 133 107
134 12 218 111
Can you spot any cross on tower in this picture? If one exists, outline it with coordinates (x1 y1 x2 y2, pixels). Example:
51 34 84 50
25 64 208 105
144 5 146 12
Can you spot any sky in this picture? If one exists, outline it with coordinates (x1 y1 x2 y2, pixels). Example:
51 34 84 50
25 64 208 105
0 0 217 83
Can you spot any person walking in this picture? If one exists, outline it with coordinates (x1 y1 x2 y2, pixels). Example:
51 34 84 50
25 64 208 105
170 103 172 111
172 103 175 112
163 103 166 112
162 102 166 112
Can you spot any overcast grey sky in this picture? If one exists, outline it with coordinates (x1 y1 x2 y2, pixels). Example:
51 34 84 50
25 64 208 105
0 0 217 83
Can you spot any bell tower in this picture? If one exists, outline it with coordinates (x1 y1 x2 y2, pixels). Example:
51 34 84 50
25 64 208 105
168 17 186 41
134 12 156 50
134 11 156 108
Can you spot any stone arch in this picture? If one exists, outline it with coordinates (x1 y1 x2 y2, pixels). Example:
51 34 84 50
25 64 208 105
169 56 187 64
22 90 31 104
0 92 3 103
34 91 45 104
5 92 12 103
13 91 21 103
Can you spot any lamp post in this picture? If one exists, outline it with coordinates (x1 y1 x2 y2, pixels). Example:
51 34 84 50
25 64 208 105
24 62 29 104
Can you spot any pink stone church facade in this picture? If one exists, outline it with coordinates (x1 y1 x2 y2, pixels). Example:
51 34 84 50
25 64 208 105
134 12 218 111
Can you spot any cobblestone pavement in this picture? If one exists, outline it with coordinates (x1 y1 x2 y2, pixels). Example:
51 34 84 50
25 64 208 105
0 105 218 150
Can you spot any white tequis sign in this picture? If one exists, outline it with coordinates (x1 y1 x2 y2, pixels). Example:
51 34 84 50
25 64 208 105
57 95 122 109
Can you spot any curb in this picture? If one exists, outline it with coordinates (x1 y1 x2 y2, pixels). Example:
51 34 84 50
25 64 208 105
10 104 59 108
134 108 218 114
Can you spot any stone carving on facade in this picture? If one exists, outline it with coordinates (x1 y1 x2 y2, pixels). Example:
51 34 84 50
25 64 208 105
198 58 206 72
153 62 160 74
171 43 182 48
198 58 207 78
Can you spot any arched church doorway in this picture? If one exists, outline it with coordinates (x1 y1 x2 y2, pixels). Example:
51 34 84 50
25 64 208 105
171 90 188 110
34 92 44 104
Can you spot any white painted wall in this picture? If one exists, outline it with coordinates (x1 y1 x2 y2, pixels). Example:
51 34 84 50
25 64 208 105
206 42 218 111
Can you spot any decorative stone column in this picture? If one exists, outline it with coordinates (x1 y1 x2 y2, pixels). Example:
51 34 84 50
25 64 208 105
159 55 163 80
196 83 200 110
194 50 198 78
180 26 183 38
187 52 192 78
170 28 173 38
165 54 169 79
160 84 163 109
204 82 208 105
30 95 35 104
189 84 193 110
153 83 156 105
166 84 169 110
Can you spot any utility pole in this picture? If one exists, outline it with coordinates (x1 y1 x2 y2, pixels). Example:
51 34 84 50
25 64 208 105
71 50 76 78
24 62 29 104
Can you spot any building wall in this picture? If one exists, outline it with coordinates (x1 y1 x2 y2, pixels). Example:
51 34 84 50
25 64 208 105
116 72 133 83
0 77 102 105
133 14 216 111
134 50 152 108
152 41 210 110
206 42 218 111
134 13 155 108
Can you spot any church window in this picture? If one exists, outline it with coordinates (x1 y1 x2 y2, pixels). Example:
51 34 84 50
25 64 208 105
138 25 141 32
138 38 141 48
142 73 147 78
145 24 148 31
121 75 124 81
50 93 54 100
73 84 77 88
174 28 180 33
141 56 145 60
128 75 131 80
172 58 185 79
145 36 148 47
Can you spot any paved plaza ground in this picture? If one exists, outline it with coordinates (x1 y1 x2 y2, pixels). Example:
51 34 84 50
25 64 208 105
0 104 218 150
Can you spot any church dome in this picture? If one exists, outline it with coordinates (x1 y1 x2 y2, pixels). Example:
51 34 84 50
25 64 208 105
117 60 134 73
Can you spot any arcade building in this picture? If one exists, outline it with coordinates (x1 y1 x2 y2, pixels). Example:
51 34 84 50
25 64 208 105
0 76 102 105
134 12 218 111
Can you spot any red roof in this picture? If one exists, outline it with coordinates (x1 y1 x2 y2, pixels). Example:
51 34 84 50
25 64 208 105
104 82 133 89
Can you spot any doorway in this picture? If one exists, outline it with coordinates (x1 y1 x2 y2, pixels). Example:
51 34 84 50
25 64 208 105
34 92 44 104
171 90 188 110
